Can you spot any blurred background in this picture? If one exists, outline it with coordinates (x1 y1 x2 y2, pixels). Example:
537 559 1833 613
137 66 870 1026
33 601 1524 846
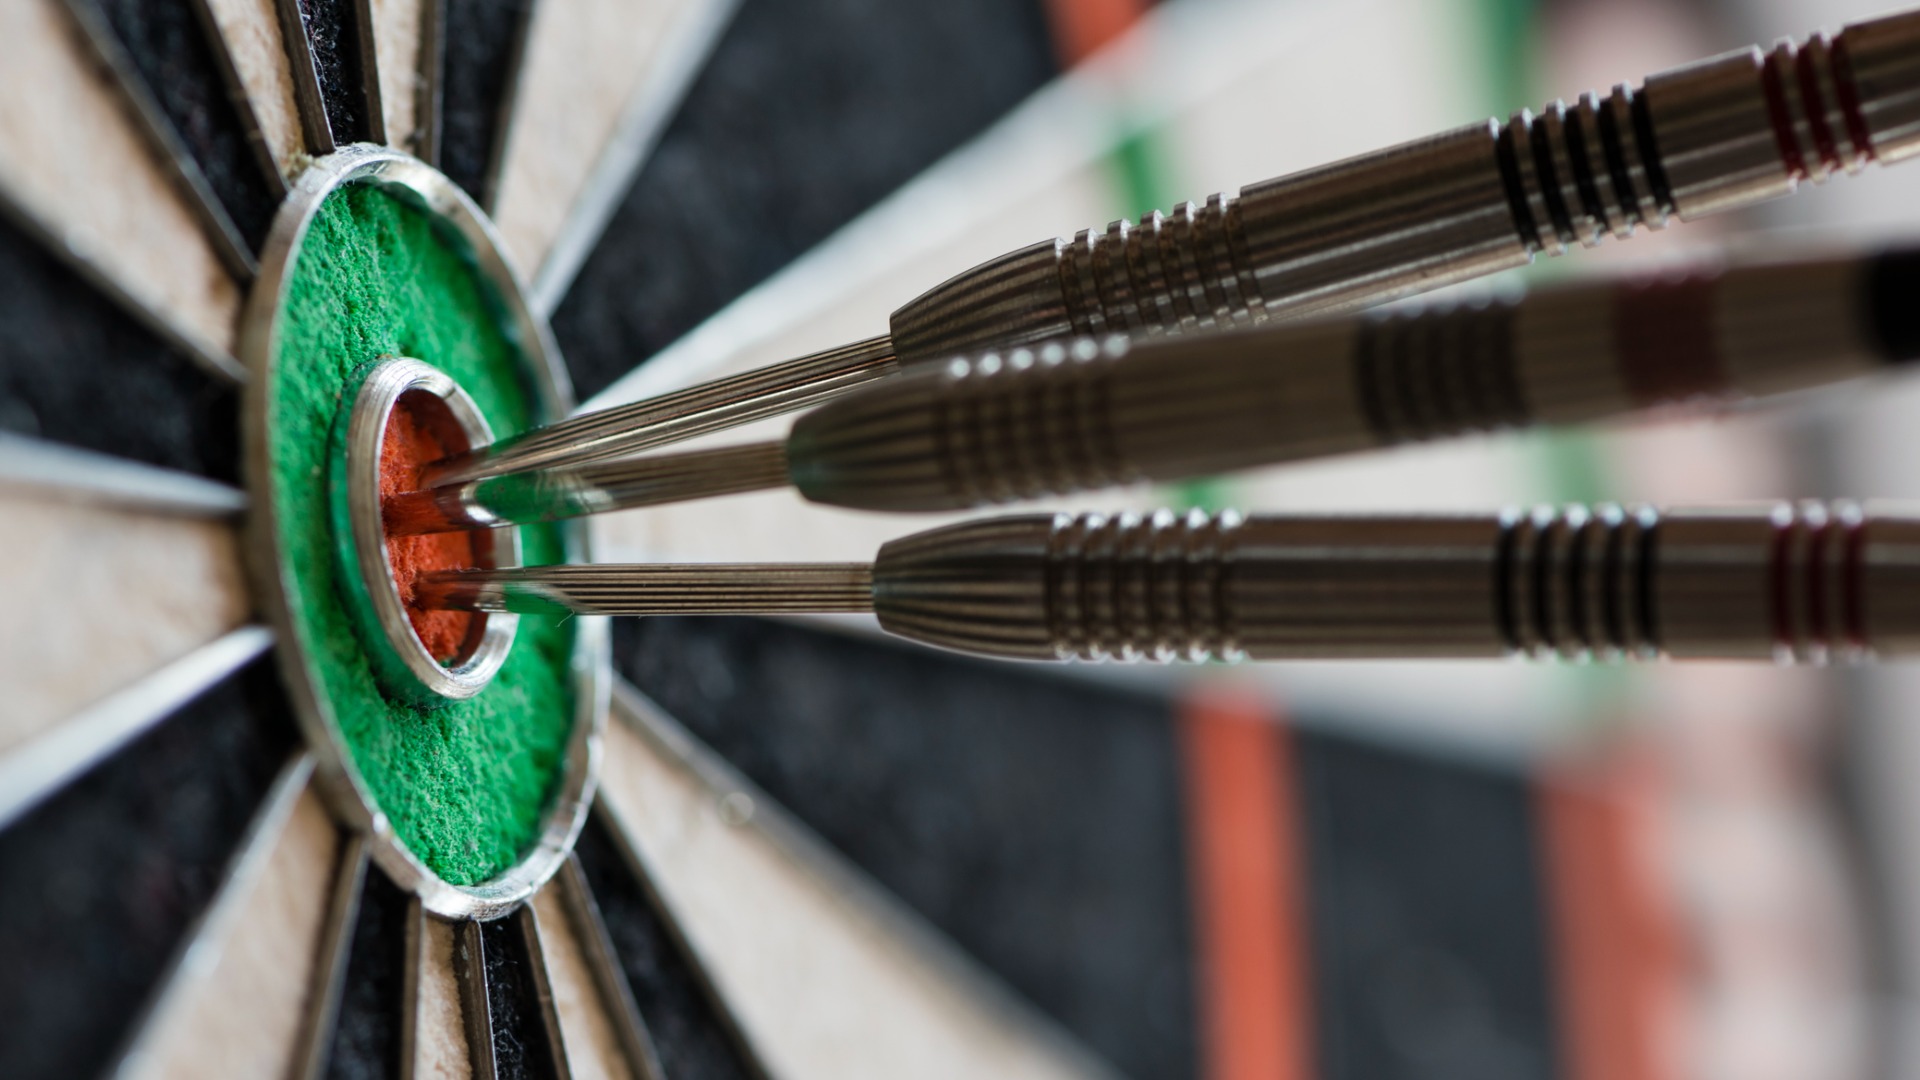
595 1 1920 1078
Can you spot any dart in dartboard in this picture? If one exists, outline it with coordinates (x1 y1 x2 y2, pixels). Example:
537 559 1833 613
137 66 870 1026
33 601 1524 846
7 1 1920 1078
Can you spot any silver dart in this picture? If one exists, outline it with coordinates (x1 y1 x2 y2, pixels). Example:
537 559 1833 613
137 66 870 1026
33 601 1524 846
386 244 1920 534
418 502 1920 664
423 7 1920 487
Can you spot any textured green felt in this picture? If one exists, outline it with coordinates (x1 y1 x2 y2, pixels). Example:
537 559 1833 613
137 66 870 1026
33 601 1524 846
269 183 575 885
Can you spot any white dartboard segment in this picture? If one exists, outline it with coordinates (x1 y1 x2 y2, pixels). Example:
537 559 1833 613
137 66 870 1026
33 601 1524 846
366 0 429 154
0 0 243 368
496 0 738 300
0 479 249 764
120 765 341 1080
410 915 475 1080
527 885 640 1080
596 689 1112 1080
198 0 309 181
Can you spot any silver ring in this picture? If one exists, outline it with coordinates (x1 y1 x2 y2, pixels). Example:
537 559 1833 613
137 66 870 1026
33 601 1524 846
242 146 608 920
331 356 520 705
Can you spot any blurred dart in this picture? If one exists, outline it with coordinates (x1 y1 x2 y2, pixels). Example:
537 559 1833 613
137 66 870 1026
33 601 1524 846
386 243 1920 533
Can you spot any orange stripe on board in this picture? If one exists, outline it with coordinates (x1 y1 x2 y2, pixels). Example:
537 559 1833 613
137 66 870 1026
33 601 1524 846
1537 758 1685 1080
1042 0 1147 65
1178 691 1313 1080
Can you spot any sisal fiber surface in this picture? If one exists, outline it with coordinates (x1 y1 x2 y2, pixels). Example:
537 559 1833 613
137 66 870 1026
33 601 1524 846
270 183 575 885
379 393 479 662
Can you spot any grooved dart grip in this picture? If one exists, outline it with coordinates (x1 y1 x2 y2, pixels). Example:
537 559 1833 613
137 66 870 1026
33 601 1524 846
887 9 1920 361
420 503 1920 666
871 504 1920 663
427 7 1920 485
789 248 1920 512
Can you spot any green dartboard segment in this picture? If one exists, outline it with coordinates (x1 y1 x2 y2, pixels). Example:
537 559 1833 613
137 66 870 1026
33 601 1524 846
267 183 576 885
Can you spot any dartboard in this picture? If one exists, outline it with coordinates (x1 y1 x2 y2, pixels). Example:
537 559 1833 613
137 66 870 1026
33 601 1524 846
0 0 1877 1077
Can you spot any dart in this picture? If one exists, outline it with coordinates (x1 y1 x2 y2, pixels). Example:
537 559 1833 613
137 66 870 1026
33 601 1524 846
418 500 1915 664
423 5 1920 488
383 243 1920 533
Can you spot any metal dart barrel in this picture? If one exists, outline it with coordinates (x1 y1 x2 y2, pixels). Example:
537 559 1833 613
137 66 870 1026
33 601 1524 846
428 6 1920 485
389 245 1920 533
791 246 1920 510
419 502 1920 665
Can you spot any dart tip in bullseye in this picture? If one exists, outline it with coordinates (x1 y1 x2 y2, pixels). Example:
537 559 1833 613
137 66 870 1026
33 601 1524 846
380 440 794 536
414 335 899 488
414 563 879 618
412 504 1920 667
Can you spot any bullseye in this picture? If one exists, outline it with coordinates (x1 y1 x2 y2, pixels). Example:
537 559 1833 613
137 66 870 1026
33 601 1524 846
330 355 519 706
381 387 482 662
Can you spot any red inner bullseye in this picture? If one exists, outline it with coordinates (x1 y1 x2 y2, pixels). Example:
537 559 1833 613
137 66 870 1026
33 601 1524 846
380 390 480 663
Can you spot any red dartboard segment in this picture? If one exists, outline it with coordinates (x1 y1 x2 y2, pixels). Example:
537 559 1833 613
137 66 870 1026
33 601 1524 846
1537 759 1686 1080
1178 689 1315 1080
1043 0 1149 65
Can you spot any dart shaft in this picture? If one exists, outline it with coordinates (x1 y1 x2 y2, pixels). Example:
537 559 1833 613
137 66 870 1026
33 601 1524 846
387 442 789 535
416 563 875 617
421 503 1920 664
433 6 1920 482
422 335 897 486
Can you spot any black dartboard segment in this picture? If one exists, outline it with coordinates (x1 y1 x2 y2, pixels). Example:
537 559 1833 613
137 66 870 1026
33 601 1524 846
435 0 533 206
550 0 1059 399
1867 248 1920 358
1296 732 1559 1080
292 0 378 145
573 811 758 1080
478 914 564 1080
71 0 281 253
0 205 240 481
321 869 411 1080
0 654 297 1080
616 617 1198 1080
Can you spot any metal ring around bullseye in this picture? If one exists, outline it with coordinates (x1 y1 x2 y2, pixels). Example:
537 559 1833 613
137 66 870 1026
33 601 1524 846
243 145 607 920
331 356 521 705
